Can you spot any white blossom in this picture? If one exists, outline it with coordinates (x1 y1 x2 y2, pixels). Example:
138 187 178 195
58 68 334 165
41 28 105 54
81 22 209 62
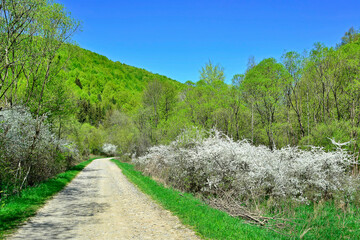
102 143 117 156
134 128 358 203
0 106 79 190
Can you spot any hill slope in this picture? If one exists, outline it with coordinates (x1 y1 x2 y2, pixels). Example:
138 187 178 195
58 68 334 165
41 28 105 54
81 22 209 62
58 45 181 122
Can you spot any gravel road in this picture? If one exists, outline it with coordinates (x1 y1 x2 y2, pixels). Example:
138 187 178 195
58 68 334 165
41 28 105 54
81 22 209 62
9 158 200 240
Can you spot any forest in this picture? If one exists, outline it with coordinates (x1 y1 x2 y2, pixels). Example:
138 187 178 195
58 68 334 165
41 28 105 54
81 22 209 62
63 28 360 157
1 0 360 238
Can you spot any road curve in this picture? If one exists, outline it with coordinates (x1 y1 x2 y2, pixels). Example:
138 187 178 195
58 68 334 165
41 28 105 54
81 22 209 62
9 158 199 240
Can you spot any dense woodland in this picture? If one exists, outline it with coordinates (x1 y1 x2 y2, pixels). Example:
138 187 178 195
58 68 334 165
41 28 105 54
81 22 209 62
1 0 360 205
55 28 360 159
66 28 360 161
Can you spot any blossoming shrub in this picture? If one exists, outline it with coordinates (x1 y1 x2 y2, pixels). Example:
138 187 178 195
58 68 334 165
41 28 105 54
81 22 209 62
134 128 357 203
0 107 79 196
101 143 118 156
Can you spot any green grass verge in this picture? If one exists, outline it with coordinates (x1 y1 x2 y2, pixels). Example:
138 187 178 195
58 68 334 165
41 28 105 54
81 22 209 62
111 159 284 240
291 201 360 239
0 158 98 239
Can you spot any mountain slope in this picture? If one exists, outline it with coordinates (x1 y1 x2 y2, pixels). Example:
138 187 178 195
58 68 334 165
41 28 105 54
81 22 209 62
58 45 181 117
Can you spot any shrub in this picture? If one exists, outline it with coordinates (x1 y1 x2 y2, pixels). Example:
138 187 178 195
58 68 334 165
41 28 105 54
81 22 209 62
134 128 357 204
102 143 118 156
0 107 79 198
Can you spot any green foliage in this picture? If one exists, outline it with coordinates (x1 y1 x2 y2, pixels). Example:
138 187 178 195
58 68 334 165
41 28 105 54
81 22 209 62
0 0 79 114
300 120 359 151
241 58 290 149
60 45 181 121
30 26 360 161
341 26 360 45
103 110 138 154
199 60 225 85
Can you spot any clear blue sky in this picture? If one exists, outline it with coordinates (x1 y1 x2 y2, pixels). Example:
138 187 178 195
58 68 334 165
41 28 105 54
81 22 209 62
57 0 360 83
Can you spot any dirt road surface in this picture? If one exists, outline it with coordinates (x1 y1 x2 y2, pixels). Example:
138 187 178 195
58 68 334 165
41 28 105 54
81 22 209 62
9 158 200 240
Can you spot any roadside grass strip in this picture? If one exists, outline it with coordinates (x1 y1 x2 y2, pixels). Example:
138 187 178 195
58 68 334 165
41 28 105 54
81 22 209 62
292 201 360 239
0 158 98 239
111 159 283 240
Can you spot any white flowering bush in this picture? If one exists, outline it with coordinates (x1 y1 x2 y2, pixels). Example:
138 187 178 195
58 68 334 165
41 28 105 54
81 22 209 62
102 143 118 156
0 107 79 196
134 128 357 203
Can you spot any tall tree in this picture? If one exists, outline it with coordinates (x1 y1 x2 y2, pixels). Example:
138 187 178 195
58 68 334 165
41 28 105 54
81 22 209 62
341 26 360 45
282 51 306 139
246 55 256 73
199 60 225 85
143 79 163 128
0 0 79 113
241 58 290 149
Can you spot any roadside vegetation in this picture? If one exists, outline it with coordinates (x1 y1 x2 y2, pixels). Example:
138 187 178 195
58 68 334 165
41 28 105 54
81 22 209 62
0 158 96 239
133 128 360 239
112 159 282 240
0 0 80 200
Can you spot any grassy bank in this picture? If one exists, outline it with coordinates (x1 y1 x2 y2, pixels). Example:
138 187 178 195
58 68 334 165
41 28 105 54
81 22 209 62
0 158 98 239
111 159 283 240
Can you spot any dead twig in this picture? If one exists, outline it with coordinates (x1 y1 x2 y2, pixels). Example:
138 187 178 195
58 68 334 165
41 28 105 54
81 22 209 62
206 189 298 237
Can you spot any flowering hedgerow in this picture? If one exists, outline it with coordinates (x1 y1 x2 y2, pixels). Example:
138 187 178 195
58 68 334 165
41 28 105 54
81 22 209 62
0 106 79 194
134 128 357 203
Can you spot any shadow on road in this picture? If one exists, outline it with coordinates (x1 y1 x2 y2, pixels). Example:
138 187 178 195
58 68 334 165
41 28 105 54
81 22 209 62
11 166 110 240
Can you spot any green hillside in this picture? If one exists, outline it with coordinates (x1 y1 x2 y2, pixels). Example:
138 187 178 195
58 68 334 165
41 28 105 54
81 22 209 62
41 44 186 157
57 45 182 123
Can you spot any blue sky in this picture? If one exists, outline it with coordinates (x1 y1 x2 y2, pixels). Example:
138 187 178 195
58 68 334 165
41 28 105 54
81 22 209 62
57 0 360 83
